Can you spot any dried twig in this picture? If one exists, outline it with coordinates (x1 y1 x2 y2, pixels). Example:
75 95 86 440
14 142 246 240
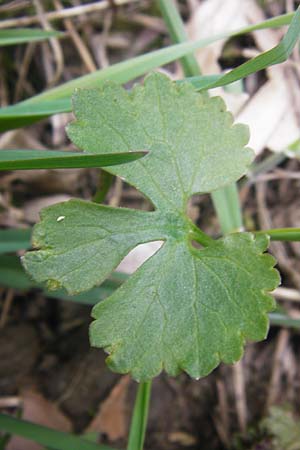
0 289 15 329
274 287 300 303
0 0 140 29
232 361 247 433
214 379 230 448
14 42 36 102
53 0 97 73
265 329 290 410
256 182 300 289
33 0 64 87
0 396 22 408
109 177 123 207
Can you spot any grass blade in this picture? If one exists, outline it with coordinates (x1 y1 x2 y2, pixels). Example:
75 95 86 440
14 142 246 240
188 6 300 91
0 11 297 131
269 313 300 329
0 28 63 46
211 184 243 234
0 229 31 253
157 0 201 77
0 414 114 450
127 382 152 450
0 150 147 171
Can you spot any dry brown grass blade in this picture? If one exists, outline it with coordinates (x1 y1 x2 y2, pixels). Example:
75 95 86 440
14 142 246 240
0 0 140 29
265 329 290 410
53 0 97 73
33 0 64 87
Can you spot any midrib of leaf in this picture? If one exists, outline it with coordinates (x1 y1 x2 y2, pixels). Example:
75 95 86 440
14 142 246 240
154 76 188 206
129 247 174 367
191 257 202 372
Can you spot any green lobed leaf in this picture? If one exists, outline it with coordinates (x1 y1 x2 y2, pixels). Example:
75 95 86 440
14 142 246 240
0 254 123 303
90 233 277 380
23 73 279 380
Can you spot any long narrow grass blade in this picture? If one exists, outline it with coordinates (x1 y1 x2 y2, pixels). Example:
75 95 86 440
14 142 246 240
127 382 152 450
0 414 115 450
0 229 31 253
0 10 297 131
188 6 300 91
269 313 300 329
0 28 63 46
0 150 147 171
211 184 243 234
157 0 201 77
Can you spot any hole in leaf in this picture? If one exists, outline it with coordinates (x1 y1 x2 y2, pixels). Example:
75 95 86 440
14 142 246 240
116 240 164 275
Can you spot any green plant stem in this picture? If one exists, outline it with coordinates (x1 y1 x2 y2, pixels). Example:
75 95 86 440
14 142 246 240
189 224 215 247
127 381 152 450
255 228 300 241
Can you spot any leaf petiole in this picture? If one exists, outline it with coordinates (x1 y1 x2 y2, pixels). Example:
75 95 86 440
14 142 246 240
188 226 214 247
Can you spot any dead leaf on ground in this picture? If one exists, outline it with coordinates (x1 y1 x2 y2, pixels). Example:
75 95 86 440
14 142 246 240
86 376 130 441
7 388 72 450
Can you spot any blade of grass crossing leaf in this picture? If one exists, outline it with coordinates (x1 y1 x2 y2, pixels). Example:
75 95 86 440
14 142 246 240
0 10 297 131
127 382 152 450
0 414 115 450
16 9 298 102
211 184 243 234
0 150 147 170
0 28 63 46
0 229 31 253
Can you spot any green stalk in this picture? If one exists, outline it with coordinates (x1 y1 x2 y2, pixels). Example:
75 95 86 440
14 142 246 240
255 227 300 241
127 381 152 450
